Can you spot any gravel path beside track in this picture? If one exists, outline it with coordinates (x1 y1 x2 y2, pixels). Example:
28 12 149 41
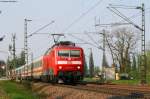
31 82 150 99
32 83 113 99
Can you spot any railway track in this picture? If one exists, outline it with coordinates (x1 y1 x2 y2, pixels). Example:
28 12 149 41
25 81 150 98
51 82 150 98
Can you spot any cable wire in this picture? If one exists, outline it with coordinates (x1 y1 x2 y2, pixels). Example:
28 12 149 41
28 20 54 38
62 0 103 32
68 34 103 50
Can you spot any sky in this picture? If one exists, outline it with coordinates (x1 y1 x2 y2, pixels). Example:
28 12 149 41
0 0 150 68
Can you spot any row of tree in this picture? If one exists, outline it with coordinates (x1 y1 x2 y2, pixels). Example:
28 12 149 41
7 51 26 70
84 48 101 78
84 26 149 79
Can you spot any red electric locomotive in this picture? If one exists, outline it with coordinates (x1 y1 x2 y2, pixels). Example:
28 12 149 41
14 41 84 83
42 41 84 83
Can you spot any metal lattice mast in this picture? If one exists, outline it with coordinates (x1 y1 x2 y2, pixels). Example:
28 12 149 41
24 19 28 65
24 19 32 78
24 19 32 65
141 3 146 84
108 3 147 84
12 34 16 69
102 29 109 69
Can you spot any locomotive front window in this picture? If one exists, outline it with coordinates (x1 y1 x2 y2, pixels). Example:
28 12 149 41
70 50 80 57
58 50 69 57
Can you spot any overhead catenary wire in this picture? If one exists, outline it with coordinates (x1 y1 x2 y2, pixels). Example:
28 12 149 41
108 6 135 24
62 0 104 32
109 4 141 9
68 34 104 50
30 31 102 48
108 5 150 30
95 8 150 28
69 34 98 48
112 7 134 24
56 0 104 43
107 6 142 31
117 7 150 23
32 31 100 35
85 32 100 47
28 20 55 38
0 0 17 2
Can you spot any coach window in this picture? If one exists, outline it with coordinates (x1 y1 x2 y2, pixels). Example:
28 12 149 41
38 61 41 67
70 50 80 57
28 65 31 71
34 62 37 68
58 50 69 57
37 61 39 67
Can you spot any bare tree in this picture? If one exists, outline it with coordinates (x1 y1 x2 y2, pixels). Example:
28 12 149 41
106 27 139 73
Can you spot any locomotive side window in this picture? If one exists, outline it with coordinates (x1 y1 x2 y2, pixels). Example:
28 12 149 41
58 50 69 57
70 50 80 57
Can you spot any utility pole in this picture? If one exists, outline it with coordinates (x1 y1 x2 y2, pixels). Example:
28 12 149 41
24 19 32 65
9 33 16 79
12 33 16 69
0 35 5 41
31 52 33 80
95 22 110 74
140 3 146 84
24 19 32 79
102 30 109 69
108 3 146 84
89 48 94 77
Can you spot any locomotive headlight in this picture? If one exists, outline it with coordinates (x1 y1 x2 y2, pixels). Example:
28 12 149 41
77 66 80 69
59 66 62 69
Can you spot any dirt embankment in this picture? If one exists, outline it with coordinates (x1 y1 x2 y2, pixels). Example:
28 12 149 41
31 83 113 99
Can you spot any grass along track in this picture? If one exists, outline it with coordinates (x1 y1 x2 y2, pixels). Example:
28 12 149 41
0 81 39 99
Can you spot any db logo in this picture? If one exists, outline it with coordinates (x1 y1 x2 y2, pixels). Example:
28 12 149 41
67 61 72 64
68 57 71 61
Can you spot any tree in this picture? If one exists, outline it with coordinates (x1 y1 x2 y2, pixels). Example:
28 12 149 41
89 49 94 77
0 35 5 41
94 66 100 76
129 54 139 79
7 50 26 69
83 55 88 77
17 51 26 67
146 50 150 73
106 27 139 73
132 55 137 70
0 60 5 76
102 51 109 68
126 54 131 73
